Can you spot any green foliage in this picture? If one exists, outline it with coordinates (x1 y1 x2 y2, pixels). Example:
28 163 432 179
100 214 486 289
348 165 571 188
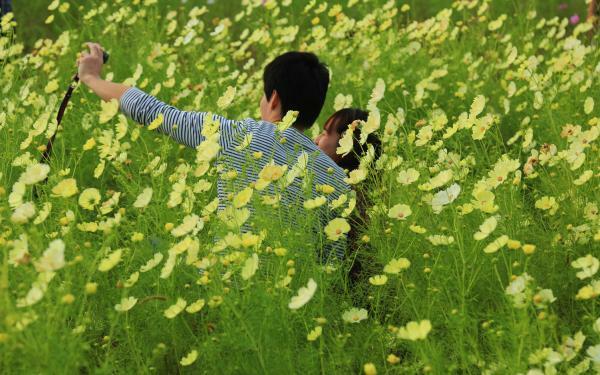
1 0 599 374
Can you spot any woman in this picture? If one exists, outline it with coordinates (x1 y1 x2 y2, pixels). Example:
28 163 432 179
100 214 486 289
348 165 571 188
315 108 381 282
315 108 380 171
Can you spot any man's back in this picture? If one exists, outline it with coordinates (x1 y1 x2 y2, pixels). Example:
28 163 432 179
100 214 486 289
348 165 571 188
120 87 351 260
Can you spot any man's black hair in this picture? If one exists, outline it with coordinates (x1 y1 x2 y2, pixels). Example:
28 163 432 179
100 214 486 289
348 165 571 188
263 51 329 130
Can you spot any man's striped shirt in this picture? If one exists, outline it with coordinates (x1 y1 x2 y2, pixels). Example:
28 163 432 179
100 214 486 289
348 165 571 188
119 87 351 260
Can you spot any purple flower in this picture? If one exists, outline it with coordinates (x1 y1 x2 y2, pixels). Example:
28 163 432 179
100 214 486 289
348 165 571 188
558 3 568 11
570 14 580 25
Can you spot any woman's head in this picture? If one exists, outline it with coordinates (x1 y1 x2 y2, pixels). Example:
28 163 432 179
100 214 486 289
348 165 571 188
315 108 381 170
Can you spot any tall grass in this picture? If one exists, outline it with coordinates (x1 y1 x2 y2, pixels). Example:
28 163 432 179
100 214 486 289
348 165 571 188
1 0 599 373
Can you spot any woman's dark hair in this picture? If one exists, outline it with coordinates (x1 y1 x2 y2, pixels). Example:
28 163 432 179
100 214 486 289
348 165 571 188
323 108 382 171
263 51 329 130
324 108 382 284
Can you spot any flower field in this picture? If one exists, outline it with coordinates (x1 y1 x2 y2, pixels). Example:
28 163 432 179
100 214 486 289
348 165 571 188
1 0 599 373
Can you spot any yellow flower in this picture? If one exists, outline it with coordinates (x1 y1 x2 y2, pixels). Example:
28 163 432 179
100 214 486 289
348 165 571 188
277 110 299 132
383 258 411 274
133 187 153 208
51 178 78 198
427 235 455 246
470 95 486 118
535 196 558 215
44 79 59 94
115 296 138 312
344 168 367 185
98 248 123 272
85 282 98 295
217 207 251 229
573 170 593 185
336 127 354 157
483 235 509 254
471 190 497 213
47 0 59 11
217 86 236 109
507 239 521 250
233 187 253 208
397 319 432 341
164 298 187 319
147 113 164 130
288 278 317 310
99 99 120 124
409 224 427 234
317 184 335 194
78 188 101 210
342 307 368 323
369 274 388 286
241 232 260 248
260 164 287 181
324 218 350 241
473 216 497 241
388 204 412 220
304 196 326 209
274 247 287 256
123 272 139 288
241 253 259 280
235 133 253 151
307 326 322 341
171 214 203 237
522 244 536 255
186 299 206 314
140 253 164 272
61 294 75 304
415 125 433 146
575 281 600 300
387 354 400 364
180 349 198 366
418 169 453 191
363 363 377 375
488 15 506 31
584 97 594 115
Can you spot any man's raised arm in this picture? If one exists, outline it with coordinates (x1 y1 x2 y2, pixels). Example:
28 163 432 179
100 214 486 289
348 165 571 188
78 42 243 150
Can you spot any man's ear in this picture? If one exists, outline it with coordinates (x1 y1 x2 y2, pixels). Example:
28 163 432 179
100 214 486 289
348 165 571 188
268 89 280 110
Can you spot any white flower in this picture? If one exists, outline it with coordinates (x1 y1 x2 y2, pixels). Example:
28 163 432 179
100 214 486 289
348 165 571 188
571 255 599 280
34 239 65 272
342 307 368 323
288 278 317 310
431 183 460 212
19 163 50 185
587 344 600 363
11 202 37 224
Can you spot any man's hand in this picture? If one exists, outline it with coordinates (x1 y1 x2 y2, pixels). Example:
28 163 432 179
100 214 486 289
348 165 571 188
75 42 130 102
77 42 104 84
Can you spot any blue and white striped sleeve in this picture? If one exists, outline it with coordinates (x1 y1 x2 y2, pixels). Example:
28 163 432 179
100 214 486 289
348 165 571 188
119 87 245 150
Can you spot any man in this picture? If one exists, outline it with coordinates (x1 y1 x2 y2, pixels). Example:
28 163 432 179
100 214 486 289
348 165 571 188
77 42 351 260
